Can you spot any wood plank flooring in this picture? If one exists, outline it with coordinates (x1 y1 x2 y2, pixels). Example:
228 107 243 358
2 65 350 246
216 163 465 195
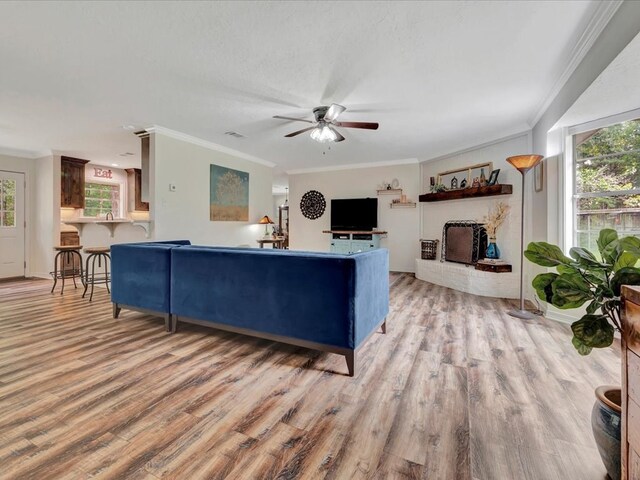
0 273 619 479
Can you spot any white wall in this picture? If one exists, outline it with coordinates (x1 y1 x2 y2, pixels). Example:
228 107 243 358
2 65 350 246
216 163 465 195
528 3 640 322
31 155 59 278
272 194 286 221
289 162 420 272
151 133 273 246
420 133 530 287
531 1 640 248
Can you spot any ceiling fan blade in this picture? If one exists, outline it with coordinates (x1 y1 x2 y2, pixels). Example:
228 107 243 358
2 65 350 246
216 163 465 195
324 103 346 122
333 129 345 142
273 115 314 124
334 121 379 130
285 126 317 137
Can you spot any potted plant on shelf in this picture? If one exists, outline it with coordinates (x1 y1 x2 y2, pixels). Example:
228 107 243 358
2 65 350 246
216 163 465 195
525 229 640 480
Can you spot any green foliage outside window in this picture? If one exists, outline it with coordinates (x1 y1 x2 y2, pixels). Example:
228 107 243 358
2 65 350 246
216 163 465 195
0 179 16 227
574 119 640 252
84 183 119 217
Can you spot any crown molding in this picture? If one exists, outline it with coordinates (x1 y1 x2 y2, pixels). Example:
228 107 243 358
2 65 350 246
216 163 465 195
286 157 419 175
529 0 624 127
145 125 276 168
420 128 532 165
0 145 51 159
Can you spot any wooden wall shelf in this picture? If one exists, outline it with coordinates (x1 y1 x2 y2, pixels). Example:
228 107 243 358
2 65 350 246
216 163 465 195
323 230 388 235
390 202 416 208
377 189 403 195
419 184 513 202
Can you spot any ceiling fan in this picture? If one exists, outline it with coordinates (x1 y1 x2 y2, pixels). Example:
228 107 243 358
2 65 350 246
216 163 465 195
273 104 379 143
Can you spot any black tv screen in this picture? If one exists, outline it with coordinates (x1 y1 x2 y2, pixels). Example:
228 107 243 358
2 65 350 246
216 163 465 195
331 198 378 231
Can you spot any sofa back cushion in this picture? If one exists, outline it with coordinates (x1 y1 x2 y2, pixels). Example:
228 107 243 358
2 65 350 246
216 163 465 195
171 246 359 349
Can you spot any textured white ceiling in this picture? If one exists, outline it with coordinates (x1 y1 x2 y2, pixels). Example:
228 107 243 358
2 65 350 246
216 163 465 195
0 1 602 174
558 32 640 128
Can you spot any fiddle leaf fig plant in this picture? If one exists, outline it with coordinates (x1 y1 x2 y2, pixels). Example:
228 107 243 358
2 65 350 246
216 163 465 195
525 229 640 355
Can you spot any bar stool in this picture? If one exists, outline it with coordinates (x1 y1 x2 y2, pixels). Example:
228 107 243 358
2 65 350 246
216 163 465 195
51 245 84 294
83 247 111 301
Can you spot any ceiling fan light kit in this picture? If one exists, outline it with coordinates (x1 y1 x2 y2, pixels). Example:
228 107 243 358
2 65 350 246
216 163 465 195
310 124 338 143
274 103 378 144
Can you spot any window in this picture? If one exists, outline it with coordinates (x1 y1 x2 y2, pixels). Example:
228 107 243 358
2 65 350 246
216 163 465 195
84 182 120 217
0 179 16 227
572 119 640 252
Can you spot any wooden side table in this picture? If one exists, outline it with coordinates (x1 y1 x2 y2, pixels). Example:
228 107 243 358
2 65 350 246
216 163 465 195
257 237 285 249
622 286 640 479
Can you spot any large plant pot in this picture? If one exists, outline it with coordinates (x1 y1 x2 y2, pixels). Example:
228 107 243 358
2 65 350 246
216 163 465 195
592 385 622 480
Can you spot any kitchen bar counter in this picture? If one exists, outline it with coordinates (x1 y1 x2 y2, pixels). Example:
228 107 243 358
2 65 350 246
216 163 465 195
62 219 151 238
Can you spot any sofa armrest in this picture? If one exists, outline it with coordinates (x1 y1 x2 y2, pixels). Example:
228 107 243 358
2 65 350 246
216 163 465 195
352 249 390 347
111 243 179 313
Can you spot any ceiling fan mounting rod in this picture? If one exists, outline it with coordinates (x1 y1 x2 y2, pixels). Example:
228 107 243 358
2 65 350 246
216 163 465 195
313 106 329 122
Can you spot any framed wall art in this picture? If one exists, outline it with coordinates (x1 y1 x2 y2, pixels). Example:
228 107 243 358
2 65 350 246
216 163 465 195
210 164 249 221
534 161 544 192
436 162 493 190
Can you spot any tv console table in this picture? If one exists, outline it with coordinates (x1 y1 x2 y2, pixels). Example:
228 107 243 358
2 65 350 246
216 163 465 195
322 230 387 254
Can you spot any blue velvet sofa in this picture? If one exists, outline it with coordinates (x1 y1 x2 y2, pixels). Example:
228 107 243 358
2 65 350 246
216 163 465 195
110 240 191 331
111 241 389 376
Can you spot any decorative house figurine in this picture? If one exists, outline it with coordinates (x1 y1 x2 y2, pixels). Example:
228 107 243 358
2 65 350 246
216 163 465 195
472 177 481 188
460 178 467 188
451 176 458 189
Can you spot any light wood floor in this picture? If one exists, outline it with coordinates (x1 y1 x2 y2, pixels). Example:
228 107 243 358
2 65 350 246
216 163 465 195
0 273 620 479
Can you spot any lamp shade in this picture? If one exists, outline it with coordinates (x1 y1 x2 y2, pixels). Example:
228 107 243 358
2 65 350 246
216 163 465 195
506 154 544 173
259 215 274 225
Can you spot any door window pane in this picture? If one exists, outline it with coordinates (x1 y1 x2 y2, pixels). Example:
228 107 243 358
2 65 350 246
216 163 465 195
0 179 16 227
2 212 14 227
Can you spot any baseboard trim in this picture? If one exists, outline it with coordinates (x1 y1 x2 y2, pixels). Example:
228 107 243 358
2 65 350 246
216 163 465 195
544 310 578 325
32 272 52 280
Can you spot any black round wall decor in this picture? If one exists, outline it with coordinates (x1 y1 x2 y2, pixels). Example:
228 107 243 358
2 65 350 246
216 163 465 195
300 190 326 220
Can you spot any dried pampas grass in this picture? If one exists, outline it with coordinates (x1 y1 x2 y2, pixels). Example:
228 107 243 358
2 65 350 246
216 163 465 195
481 201 511 238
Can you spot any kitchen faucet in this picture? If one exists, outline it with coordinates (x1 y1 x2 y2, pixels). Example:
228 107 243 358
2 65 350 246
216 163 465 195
105 212 114 220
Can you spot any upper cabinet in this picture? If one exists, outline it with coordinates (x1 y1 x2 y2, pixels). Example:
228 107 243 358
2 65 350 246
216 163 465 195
60 156 89 208
126 168 149 212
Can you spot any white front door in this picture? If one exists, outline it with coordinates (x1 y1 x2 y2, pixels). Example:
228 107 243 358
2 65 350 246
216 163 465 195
0 171 25 279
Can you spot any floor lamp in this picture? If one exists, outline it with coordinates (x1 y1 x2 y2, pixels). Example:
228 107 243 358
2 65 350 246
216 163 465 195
506 154 544 320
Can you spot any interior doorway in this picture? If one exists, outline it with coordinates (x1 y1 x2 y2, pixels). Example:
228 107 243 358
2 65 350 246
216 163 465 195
0 171 25 279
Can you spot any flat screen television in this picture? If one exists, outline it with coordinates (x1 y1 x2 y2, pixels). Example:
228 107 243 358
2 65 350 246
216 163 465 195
331 198 378 231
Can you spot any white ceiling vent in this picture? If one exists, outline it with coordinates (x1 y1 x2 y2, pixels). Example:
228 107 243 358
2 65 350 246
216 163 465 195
225 131 245 139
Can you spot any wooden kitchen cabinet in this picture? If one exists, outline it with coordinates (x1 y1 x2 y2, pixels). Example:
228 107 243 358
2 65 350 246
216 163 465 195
61 156 89 208
60 231 80 246
623 286 640 479
126 168 149 212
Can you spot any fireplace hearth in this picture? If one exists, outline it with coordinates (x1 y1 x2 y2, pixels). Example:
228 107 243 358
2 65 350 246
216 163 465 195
441 221 487 265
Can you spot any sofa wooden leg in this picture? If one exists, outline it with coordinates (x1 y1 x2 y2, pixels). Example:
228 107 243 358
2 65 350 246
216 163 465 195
164 314 171 332
345 351 355 377
113 303 121 319
381 320 387 334
170 316 178 334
